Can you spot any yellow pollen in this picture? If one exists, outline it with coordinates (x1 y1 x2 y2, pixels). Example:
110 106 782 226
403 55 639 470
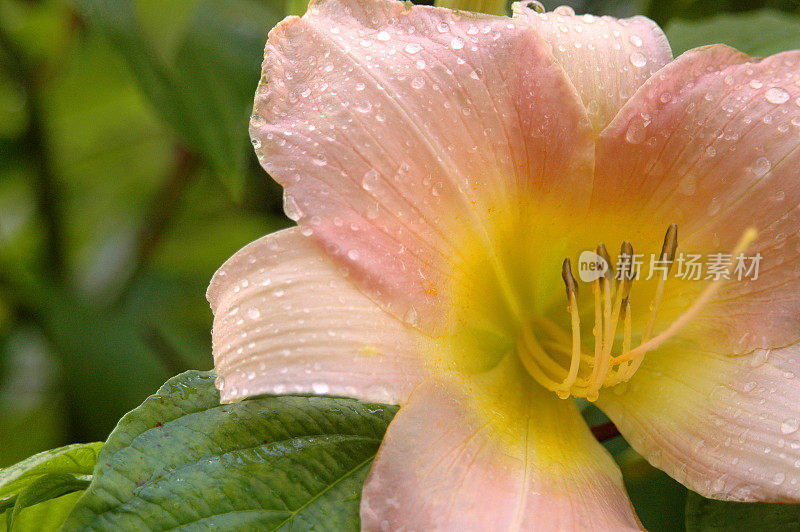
518 224 758 401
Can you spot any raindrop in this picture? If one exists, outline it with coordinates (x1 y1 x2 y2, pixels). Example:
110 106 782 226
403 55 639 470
781 418 800 435
283 193 303 221
629 34 643 47
629 52 647 68
450 37 464 50
625 118 647 144
312 382 330 394
362 169 380 191
347 249 360 261
411 76 425 89
405 43 422 54
404 306 420 326
750 348 771 368
247 308 261 320
773 472 787 485
749 79 763 89
250 114 265 127
377 30 390 41
753 156 772 177
765 87 791 105
522 0 545 13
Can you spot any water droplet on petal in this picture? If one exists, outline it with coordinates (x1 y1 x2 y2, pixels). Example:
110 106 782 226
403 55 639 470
629 52 647 68
753 156 772 177
404 306 420 326
362 169 380 191
781 418 800 435
247 308 261 320
283 193 303 221
765 87 790 105
450 37 464 50
377 30 390 41
405 43 422 54
312 382 330 394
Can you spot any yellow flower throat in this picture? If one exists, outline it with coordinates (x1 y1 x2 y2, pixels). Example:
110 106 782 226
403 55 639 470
514 224 758 402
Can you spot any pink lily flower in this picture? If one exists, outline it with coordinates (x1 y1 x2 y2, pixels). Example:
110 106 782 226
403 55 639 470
207 0 800 528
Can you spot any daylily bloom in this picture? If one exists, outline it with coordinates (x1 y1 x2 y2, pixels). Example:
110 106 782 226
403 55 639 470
207 0 800 528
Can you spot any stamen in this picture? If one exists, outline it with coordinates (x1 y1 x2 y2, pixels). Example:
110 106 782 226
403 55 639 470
641 224 677 344
613 227 757 365
559 259 581 398
519 224 758 401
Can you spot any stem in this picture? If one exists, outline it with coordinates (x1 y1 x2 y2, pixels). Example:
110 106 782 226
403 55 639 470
591 421 620 442
0 25 66 280
113 144 197 306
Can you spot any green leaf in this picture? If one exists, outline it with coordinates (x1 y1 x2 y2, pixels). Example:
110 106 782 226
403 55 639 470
62 371 398 531
685 491 800 531
6 474 90 530
70 0 285 198
666 9 800 57
0 442 100 532
434 0 509 16
0 443 101 499
617 449 687 532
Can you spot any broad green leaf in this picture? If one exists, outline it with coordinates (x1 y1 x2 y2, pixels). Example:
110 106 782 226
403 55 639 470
666 9 800 57
617 449 687 532
647 0 800 27
286 0 309 15
434 0 509 16
685 491 800 531
6 474 90 529
70 0 284 198
1 491 84 532
0 443 101 499
62 371 398 530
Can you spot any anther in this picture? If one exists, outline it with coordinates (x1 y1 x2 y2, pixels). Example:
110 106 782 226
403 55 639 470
660 223 678 264
562 258 578 298
597 243 614 281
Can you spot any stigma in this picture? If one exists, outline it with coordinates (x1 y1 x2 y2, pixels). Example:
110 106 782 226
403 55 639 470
517 224 758 401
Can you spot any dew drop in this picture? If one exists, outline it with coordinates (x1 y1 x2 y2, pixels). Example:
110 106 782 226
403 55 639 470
347 249 360 261
404 43 422 54
404 306 420 326
450 37 464 50
247 308 261 320
377 30 390 41
283 193 303 221
411 76 425 89
753 156 772 177
625 119 647 144
749 79 763 89
629 52 647 68
765 87 790 105
312 382 330 394
781 418 800 435
362 169 380 191
629 34 643 47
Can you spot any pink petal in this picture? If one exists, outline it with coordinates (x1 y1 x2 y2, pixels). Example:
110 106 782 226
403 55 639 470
361 362 640 530
513 3 672 134
207 228 426 404
598 342 800 502
252 0 593 332
594 46 800 354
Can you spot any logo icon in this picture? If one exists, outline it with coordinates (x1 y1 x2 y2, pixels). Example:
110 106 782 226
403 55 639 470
578 251 609 283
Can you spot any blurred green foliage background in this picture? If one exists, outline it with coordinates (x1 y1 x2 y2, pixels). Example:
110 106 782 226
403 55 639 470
0 0 798 527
